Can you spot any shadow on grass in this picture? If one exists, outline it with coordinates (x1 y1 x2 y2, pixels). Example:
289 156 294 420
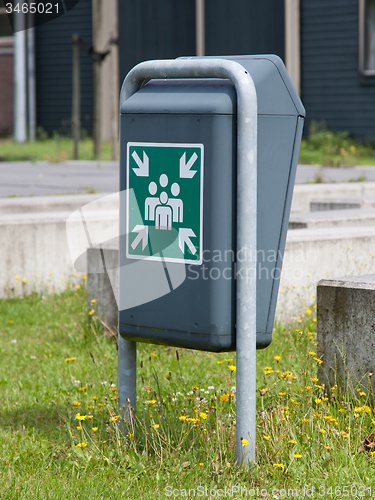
0 403 71 441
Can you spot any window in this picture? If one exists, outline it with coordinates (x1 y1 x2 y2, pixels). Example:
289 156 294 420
359 0 375 79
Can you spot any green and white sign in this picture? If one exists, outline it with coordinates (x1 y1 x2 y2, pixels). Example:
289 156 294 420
126 142 204 264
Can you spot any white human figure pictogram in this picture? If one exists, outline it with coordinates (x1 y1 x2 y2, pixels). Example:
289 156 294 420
144 181 159 221
155 191 172 230
168 182 183 223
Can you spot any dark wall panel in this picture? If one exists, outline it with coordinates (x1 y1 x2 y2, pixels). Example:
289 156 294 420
35 0 93 135
205 0 284 58
119 0 196 83
301 0 375 140
119 0 285 83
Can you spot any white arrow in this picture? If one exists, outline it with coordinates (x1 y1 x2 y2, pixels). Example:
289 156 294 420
179 152 198 179
131 225 149 251
132 151 149 176
179 228 197 255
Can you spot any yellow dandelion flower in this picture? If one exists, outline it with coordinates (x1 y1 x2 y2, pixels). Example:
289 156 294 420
263 436 271 440
220 394 229 402
273 463 284 468
150 353 157 357
302 418 309 423
228 365 236 371
354 407 363 413
199 463 204 467
313 357 323 364
306 309 312 314
149 400 157 405
73 401 81 407
92 427 98 432
279 392 286 396
241 438 249 446
92 396 98 401
76 426 82 431
179 416 186 422
363 406 371 414
319 429 326 434
274 356 281 362
77 285 81 289
109 415 120 423
78 386 88 392
87 415 93 420
76 443 87 448
152 424 160 430
200 412 207 420
371 451 375 456
288 440 297 444
89 309 95 315
8 320 13 324
226 462 231 468
91 299 96 304
75 414 87 421
311 378 318 383
314 413 321 418
313 318 317 323
294 454 302 458
359 391 366 396
315 399 322 404
322 397 328 402
217 361 223 365
22 278 27 284
225 358 233 363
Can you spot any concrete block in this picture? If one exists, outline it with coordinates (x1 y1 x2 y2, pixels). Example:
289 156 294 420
277 225 375 323
289 208 375 229
87 246 119 330
310 196 375 212
0 210 118 298
317 275 375 395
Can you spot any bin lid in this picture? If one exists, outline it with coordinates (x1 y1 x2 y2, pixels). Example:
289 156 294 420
121 54 305 117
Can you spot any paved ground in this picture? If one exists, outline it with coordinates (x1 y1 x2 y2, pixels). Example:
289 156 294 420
0 161 118 197
0 161 375 197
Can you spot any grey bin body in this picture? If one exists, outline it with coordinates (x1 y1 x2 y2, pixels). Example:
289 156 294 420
119 55 305 352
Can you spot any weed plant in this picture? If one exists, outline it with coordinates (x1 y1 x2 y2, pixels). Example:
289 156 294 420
299 120 375 167
1 291 375 498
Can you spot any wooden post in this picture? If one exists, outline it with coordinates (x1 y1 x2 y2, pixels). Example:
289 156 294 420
92 0 102 160
110 34 119 161
72 34 81 160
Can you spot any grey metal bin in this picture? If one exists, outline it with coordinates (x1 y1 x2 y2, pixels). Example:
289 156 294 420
119 55 305 352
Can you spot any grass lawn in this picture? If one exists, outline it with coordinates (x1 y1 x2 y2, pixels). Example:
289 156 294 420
1 289 375 498
2 121 375 168
0 138 114 163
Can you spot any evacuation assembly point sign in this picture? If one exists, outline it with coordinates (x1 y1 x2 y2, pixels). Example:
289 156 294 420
126 142 204 265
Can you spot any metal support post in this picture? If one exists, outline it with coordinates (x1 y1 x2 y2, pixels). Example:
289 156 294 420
14 13 27 144
119 58 257 463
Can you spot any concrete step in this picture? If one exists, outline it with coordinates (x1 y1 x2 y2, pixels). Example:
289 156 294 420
289 207 375 229
0 193 115 215
310 196 375 211
291 182 375 213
